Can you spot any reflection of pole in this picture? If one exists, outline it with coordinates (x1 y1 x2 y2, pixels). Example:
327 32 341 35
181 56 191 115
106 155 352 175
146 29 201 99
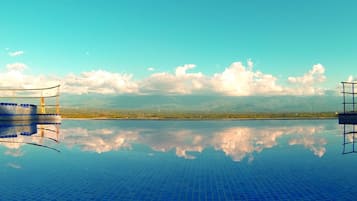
39 125 44 144
343 124 346 154
40 126 44 137
56 124 60 143
352 124 355 152
56 86 60 114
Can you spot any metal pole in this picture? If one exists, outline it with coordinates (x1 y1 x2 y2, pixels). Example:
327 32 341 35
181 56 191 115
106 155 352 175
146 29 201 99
353 83 355 112
56 124 60 143
40 90 46 114
343 82 346 113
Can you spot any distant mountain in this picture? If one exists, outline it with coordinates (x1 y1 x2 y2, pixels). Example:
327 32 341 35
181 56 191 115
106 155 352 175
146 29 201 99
60 94 342 113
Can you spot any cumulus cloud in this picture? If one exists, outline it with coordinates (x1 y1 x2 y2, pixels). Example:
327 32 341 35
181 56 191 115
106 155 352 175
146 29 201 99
1 61 328 96
247 58 253 69
140 64 208 95
6 62 27 72
0 65 59 96
147 67 155 71
140 62 326 96
211 62 284 96
287 64 326 95
61 70 138 95
288 64 325 84
8 50 24 57
1 64 138 95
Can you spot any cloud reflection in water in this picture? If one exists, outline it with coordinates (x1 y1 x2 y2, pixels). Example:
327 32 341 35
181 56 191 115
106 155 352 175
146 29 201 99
63 128 140 153
58 122 330 162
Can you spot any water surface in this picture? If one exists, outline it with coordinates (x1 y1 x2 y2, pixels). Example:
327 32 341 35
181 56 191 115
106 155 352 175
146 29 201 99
0 119 355 200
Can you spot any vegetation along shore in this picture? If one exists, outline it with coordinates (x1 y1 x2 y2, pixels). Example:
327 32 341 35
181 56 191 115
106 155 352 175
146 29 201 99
60 108 338 120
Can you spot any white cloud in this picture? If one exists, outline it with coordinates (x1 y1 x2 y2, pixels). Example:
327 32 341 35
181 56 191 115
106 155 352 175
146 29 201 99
287 64 326 95
175 64 195 76
0 66 138 95
247 58 253 70
8 50 24 57
140 62 326 96
0 64 59 93
347 75 357 82
0 61 328 96
211 62 284 96
6 62 27 72
62 70 138 95
140 64 208 95
147 67 155 71
288 64 325 84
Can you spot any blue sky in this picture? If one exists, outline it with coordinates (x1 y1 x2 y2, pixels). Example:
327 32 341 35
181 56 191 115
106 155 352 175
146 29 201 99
0 0 356 95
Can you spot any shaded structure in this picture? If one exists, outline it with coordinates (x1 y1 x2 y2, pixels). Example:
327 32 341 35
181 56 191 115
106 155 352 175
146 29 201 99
338 82 357 154
0 85 61 123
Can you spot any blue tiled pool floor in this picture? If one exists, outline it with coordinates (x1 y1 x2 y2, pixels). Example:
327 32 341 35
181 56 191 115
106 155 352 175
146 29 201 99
1 120 357 200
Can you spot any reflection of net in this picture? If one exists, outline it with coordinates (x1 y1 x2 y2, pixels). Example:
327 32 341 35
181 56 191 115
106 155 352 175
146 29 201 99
0 124 36 138
340 82 357 154
342 124 357 154
0 123 60 152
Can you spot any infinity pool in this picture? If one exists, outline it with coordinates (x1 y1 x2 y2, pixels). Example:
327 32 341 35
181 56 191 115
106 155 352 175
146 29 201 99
0 119 355 200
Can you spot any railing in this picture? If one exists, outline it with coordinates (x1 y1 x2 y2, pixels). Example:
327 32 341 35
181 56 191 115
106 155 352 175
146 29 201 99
341 82 357 114
0 85 60 114
340 82 357 154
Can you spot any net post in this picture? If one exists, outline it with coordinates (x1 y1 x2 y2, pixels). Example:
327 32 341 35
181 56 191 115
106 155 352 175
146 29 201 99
40 90 46 114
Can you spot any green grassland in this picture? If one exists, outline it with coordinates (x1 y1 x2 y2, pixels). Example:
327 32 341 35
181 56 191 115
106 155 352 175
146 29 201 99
60 108 338 120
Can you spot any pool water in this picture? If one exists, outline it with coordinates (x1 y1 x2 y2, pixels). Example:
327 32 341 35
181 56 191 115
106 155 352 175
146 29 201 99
0 119 356 200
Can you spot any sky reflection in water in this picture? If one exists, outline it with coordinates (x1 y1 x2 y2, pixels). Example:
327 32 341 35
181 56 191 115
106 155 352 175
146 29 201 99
60 120 331 161
0 120 335 162
1 119 356 200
